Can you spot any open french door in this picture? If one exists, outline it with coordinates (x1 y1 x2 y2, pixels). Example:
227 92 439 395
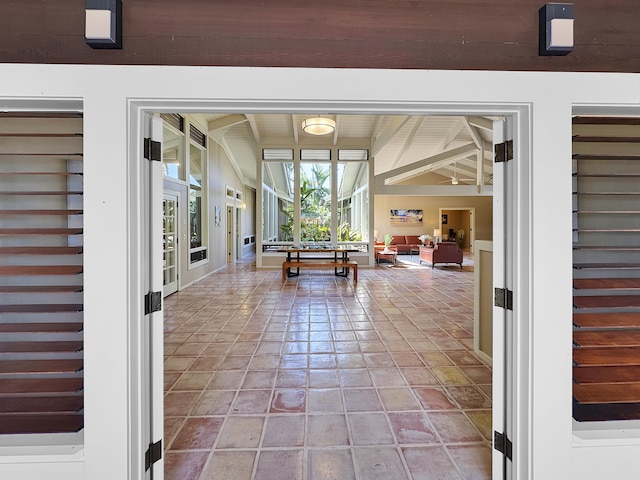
492 116 515 480
143 114 164 479
163 192 179 297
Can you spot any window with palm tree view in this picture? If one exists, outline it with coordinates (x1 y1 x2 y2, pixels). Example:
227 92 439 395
261 148 369 249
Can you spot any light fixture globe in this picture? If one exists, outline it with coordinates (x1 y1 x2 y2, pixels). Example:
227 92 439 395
302 117 336 135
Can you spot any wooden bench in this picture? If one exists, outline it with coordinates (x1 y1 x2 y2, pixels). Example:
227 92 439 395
282 260 358 282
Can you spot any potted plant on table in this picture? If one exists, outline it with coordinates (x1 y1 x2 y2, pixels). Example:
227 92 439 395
383 234 394 253
418 234 432 246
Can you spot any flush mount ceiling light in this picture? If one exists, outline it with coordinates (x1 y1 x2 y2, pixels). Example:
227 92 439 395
302 117 336 136
539 3 574 56
85 0 122 49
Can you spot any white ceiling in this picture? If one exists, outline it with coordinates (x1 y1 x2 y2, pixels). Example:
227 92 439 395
193 113 495 192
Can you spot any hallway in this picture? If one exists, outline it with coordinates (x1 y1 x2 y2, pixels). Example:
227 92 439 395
163 256 492 479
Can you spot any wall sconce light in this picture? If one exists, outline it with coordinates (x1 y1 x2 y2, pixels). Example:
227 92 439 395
85 0 122 49
539 3 574 56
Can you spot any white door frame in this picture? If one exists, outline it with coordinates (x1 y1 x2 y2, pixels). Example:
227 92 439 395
129 99 530 480
438 206 476 249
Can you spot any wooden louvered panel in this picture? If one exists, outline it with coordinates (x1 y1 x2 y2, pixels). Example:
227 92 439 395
0 228 83 235
0 342 83 354
0 171 82 175
0 112 84 436
0 396 83 414
0 246 83 255
0 285 83 293
0 266 83 275
572 404 640 423
0 378 83 395
573 330 640 347
573 366 640 384
0 359 83 375
0 415 83 435
0 191 83 195
574 278 640 289
573 117 640 125
573 116 640 422
573 384 640 404
0 323 83 333
573 312 640 329
573 295 640 309
573 347 640 366
573 154 640 160
0 153 83 157
574 262 640 267
0 209 83 215
0 304 83 314
573 136 640 143
0 133 82 138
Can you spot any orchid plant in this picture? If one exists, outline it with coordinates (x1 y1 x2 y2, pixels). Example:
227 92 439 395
418 234 432 245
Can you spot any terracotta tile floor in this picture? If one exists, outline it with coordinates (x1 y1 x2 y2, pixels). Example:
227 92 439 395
163 254 491 480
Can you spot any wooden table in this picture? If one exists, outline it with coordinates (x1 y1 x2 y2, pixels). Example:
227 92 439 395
278 246 358 279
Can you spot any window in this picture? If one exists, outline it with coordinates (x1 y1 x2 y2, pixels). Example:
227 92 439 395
300 161 331 242
571 115 640 422
337 159 369 242
0 111 84 439
261 147 369 248
189 142 207 263
262 160 294 242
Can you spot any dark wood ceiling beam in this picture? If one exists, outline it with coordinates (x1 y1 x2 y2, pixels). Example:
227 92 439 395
3 1 640 72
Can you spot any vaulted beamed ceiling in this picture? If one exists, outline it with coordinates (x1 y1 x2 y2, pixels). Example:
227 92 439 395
197 113 495 195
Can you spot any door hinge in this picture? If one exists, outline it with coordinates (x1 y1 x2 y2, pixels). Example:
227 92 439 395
144 291 162 315
495 287 513 310
144 138 161 162
494 431 512 460
495 140 513 163
145 439 162 471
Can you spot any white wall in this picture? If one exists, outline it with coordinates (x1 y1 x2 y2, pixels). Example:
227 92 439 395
0 65 639 479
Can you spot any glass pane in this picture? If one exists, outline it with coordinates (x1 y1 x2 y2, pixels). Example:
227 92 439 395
189 145 205 250
338 149 369 161
163 125 185 180
263 148 294 160
301 149 331 161
164 234 175 251
300 162 331 243
262 162 294 242
337 161 369 242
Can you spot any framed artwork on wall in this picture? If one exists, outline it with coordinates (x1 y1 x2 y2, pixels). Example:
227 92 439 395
442 214 448 225
390 209 423 225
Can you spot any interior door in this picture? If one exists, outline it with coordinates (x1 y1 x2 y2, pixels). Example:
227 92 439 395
227 205 234 263
492 116 513 480
162 192 179 297
236 207 242 260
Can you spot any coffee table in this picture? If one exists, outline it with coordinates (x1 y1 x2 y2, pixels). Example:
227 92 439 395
376 250 397 265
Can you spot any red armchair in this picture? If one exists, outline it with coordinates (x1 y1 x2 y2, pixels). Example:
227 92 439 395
419 242 463 269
